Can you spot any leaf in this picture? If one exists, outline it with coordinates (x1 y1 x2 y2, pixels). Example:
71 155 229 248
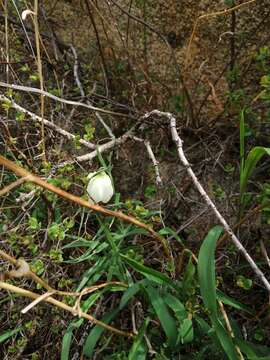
61 293 101 360
0 327 22 343
143 285 177 347
163 293 187 322
83 309 119 358
128 318 150 360
198 226 223 316
240 146 270 202
76 258 108 291
164 294 193 344
236 339 270 360
120 254 181 292
119 281 145 310
159 227 185 247
198 226 239 360
216 290 253 314
178 318 193 344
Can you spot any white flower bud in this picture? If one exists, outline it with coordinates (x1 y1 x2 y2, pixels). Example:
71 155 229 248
22 9 35 21
87 171 114 204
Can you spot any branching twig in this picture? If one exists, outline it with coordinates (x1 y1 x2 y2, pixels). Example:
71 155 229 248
53 128 133 169
144 110 270 293
70 44 85 98
0 176 30 196
69 46 115 139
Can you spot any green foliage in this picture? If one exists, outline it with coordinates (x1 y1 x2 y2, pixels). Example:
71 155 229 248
83 123 95 141
236 275 253 290
239 109 270 215
144 184 157 198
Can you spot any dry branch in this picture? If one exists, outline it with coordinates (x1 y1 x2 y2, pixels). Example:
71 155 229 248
0 281 133 337
0 155 171 259
0 81 135 118
0 94 96 150
144 110 270 293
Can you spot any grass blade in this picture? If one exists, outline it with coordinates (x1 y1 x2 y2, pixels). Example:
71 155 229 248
83 308 119 358
144 285 177 347
198 226 239 359
128 317 150 360
120 254 181 291
0 327 22 343
240 146 270 203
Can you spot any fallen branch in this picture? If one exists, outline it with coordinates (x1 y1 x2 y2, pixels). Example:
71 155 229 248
144 110 270 293
132 136 162 186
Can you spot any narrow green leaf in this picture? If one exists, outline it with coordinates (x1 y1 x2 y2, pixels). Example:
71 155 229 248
240 146 270 200
144 285 177 347
236 338 270 360
128 318 150 360
83 309 119 358
76 258 107 291
120 254 181 291
163 293 187 322
61 293 101 360
0 327 21 343
217 290 253 314
198 225 223 316
179 318 193 344
119 281 146 310
198 226 239 359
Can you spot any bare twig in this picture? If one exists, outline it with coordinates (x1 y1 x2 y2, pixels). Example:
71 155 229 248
0 81 135 118
21 291 56 314
95 112 115 139
70 44 85 98
132 136 162 186
0 94 96 149
260 239 270 269
144 110 270 293
218 300 244 359
144 140 162 186
84 0 109 95
0 176 30 196
69 46 115 139
33 0 46 161
0 281 133 337
53 128 133 169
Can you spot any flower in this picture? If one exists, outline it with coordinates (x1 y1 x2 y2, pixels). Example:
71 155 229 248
87 171 114 204
22 9 35 21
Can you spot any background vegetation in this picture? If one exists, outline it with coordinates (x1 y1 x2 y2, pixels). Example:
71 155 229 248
1 0 270 359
